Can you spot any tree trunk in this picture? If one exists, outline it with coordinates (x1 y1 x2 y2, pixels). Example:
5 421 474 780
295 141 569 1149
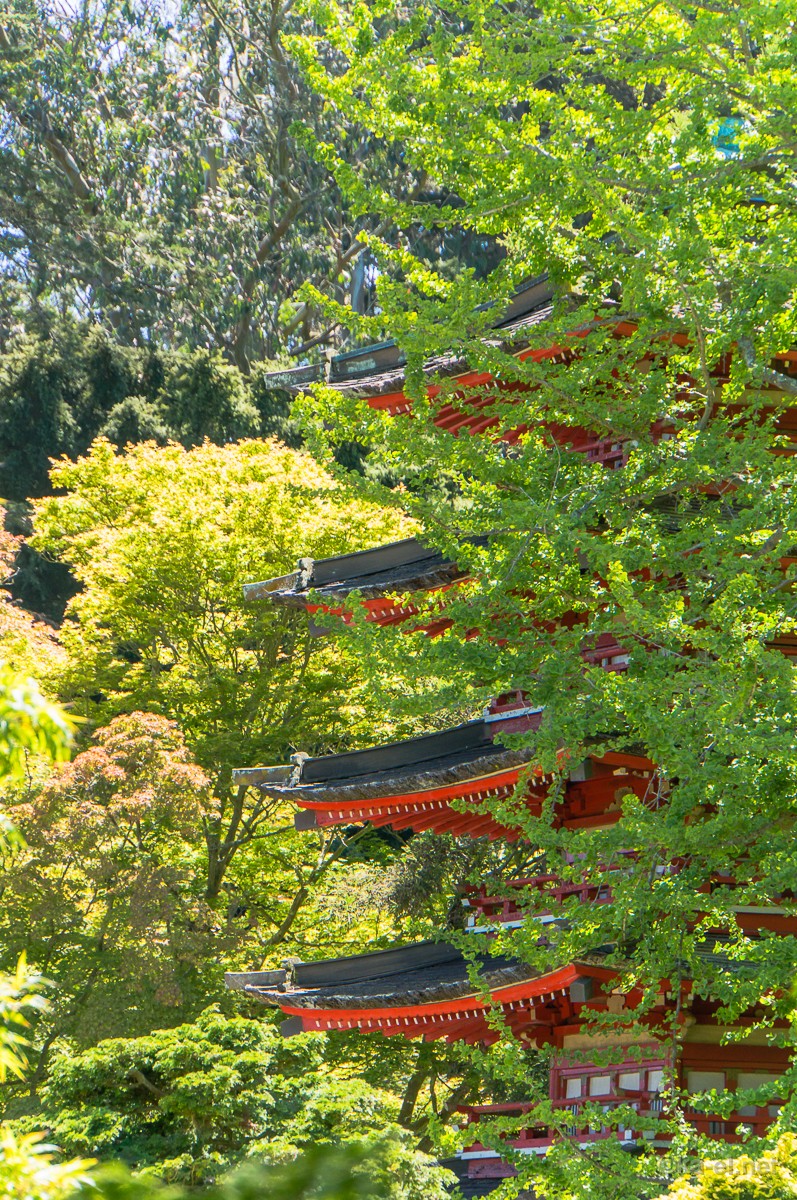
398 1043 433 1126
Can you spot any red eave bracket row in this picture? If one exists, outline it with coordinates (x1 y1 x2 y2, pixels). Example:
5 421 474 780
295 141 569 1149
275 962 687 1047
279 963 590 1044
296 756 656 840
361 320 797 450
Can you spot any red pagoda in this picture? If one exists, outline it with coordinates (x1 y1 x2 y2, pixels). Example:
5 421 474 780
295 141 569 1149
227 279 795 1194
228 694 791 1189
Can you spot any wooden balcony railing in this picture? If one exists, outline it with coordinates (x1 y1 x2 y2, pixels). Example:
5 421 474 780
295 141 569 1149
458 1097 780 1153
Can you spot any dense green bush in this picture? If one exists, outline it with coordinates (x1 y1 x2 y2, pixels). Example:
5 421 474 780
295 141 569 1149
0 323 299 502
0 322 305 618
38 1009 452 1197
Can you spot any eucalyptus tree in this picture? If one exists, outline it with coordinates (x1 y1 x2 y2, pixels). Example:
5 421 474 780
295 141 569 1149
0 0 492 365
0 0 382 362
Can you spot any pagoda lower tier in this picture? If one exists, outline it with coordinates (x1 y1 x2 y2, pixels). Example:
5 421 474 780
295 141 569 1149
229 940 598 1044
463 871 797 937
226 939 790 1188
454 1032 789 1191
232 703 657 840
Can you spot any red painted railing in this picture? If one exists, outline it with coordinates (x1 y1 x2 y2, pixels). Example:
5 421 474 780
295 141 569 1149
465 869 626 925
458 1097 780 1154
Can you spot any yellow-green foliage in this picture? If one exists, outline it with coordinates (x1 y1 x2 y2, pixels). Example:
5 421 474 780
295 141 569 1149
663 1137 797 1200
4 438 416 1049
0 665 73 781
0 657 93 1200
33 437 413 766
0 963 91 1200
0 1126 93 1200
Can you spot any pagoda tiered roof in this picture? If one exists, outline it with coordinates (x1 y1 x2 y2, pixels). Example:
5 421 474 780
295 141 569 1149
237 277 797 1192
263 287 640 453
244 531 795 663
243 536 467 627
227 938 618 1045
227 934 788 1055
259 271 797 460
233 703 656 839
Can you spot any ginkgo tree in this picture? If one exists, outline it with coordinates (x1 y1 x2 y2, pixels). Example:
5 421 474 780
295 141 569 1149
269 1 797 1195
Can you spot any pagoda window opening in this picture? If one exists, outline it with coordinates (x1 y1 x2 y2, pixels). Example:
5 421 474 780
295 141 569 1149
686 1070 726 1094
618 1070 641 1091
554 1060 668 1111
648 1069 665 1111
736 1072 781 1118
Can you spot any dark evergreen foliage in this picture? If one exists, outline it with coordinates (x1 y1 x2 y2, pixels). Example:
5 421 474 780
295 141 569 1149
0 323 302 502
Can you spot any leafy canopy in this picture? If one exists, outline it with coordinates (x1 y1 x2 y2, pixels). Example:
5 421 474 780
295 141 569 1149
280 0 797 1194
0 0 487 365
33 437 410 769
40 1007 453 1197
